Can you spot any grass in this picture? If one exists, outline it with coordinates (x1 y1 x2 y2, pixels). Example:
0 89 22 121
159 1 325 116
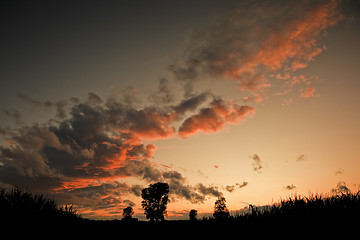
222 191 360 226
0 187 81 223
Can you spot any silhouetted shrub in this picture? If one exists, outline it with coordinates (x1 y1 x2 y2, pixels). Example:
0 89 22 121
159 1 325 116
122 206 134 219
189 209 198 221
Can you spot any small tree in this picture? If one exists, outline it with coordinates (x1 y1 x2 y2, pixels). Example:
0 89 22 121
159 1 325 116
189 209 198 221
141 182 169 222
213 196 230 220
122 206 134 219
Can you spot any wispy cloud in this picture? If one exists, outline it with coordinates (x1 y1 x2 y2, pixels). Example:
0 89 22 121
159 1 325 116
226 181 248 193
284 184 296 190
334 168 344 176
300 87 320 99
296 154 308 162
170 0 342 100
250 154 263 173
331 181 350 194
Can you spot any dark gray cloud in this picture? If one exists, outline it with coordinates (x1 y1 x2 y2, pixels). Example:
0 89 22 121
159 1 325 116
129 184 143 197
226 181 248 193
196 183 222 198
236 181 248 189
116 159 163 182
1 90 249 215
172 91 210 116
2 93 170 195
284 184 296 190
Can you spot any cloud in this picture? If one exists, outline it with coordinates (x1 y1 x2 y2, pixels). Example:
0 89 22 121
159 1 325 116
296 154 308 162
17 92 80 119
2 109 23 124
54 180 133 218
172 91 210 117
170 0 342 98
162 170 224 204
196 183 222 198
250 154 263 173
299 87 320 98
284 184 296 190
129 184 143 197
178 98 255 138
236 181 248 189
1 89 252 216
148 78 174 105
2 93 175 195
334 168 344 176
226 181 248 193
331 181 350 194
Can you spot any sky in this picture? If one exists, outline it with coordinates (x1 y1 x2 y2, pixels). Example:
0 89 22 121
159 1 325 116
0 0 360 220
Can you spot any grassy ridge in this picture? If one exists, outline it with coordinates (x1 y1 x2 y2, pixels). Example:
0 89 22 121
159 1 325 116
205 192 360 225
0 187 81 223
0 187 359 231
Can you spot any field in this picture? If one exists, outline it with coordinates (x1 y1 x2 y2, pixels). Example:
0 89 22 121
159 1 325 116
1 187 359 236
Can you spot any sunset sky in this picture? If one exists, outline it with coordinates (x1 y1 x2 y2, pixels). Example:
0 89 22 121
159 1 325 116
0 0 359 220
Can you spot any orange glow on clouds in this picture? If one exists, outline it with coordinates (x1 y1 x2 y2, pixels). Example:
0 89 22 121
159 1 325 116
221 0 343 93
1 0 359 221
178 99 255 138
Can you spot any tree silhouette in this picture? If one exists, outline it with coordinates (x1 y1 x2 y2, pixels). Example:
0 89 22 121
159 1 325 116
141 182 169 222
189 209 198 221
122 206 134 219
213 196 230 220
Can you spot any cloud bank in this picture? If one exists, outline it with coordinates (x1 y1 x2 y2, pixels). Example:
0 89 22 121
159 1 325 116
0 91 253 217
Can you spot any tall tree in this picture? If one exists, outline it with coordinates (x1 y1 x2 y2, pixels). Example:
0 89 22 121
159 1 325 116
213 196 230 220
141 182 169 222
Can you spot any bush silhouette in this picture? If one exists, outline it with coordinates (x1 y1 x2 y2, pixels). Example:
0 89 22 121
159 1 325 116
141 182 169 222
189 209 198 221
122 206 134 219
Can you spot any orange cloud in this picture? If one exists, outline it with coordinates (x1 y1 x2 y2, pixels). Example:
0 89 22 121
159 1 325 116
300 87 320 99
227 0 342 83
178 99 255 138
171 0 343 95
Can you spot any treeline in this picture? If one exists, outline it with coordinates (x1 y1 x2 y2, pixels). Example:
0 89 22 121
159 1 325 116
124 182 360 225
